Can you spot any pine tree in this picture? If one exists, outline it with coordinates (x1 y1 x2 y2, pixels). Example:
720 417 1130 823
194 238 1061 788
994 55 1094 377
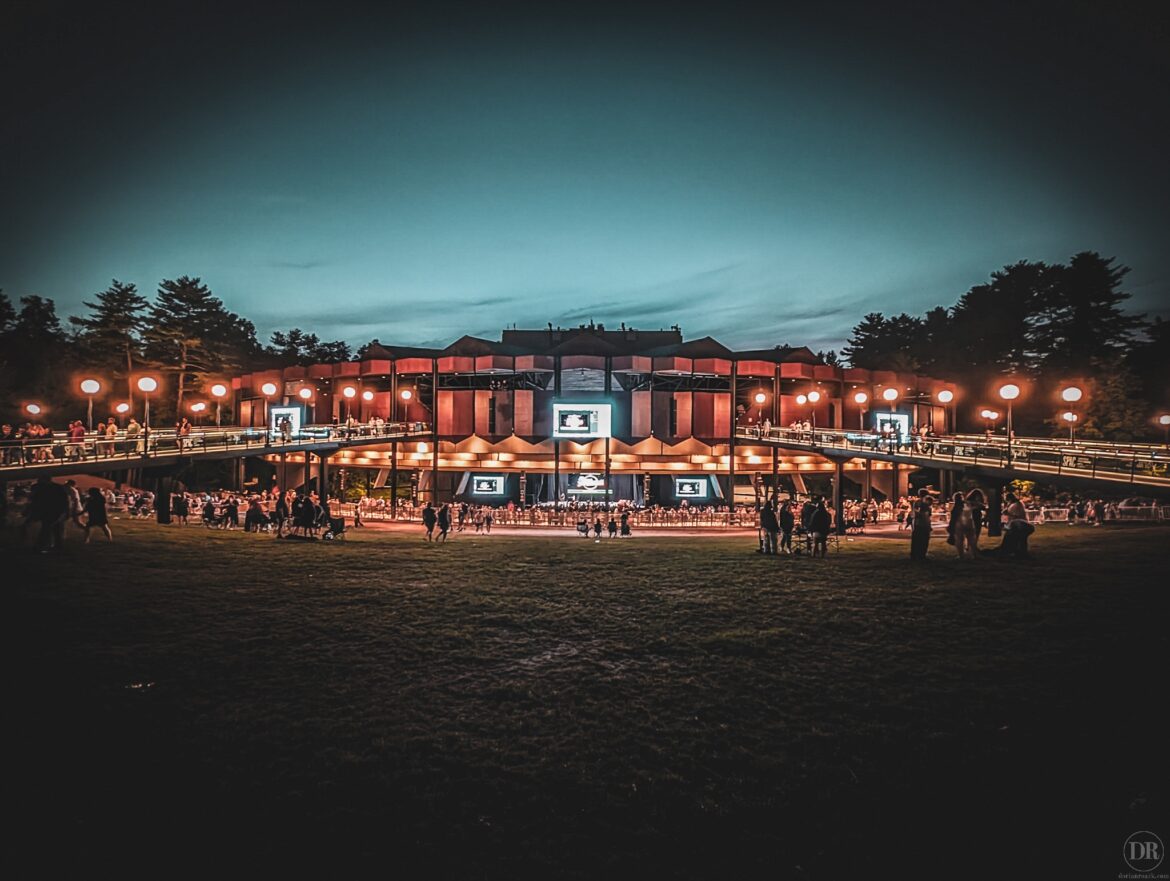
69 279 148 406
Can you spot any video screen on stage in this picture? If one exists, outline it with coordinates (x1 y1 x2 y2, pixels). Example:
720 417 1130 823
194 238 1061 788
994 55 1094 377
552 403 612 439
269 405 303 437
471 475 506 495
674 477 709 499
567 472 610 495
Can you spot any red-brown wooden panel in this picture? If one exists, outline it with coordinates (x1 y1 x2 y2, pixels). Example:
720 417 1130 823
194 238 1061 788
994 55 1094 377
437 390 473 436
474 354 513 373
630 390 651 437
674 392 692 437
813 365 838 381
513 389 534 435
653 357 692 373
736 359 777 378
437 356 475 374
333 361 361 377
474 390 492 435
395 357 433 375
780 363 814 379
281 366 307 380
360 359 392 376
308 363 333 379
514 355 555 372
693 358 732 376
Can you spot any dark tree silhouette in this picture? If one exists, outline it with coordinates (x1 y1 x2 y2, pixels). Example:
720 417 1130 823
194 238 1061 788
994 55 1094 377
144 276 260 416
268 328 352 365
69 279 149 406
1032 252 1145 374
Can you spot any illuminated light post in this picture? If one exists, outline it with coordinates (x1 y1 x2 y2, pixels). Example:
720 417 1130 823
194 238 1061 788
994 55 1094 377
115 402 130 426
807 389 821 430
210 383 228 427
1059 385 1082 445
753 390 767 428
853 390 868 430
400 387 414 423
998 382 1020 464
190 401 207 426
1158 413 1170 447
980 408 1000 436
298 387 314 424
342 385 357 421
80 378 102 430
937 388 954 434
25 403 43 417
136 376 159 436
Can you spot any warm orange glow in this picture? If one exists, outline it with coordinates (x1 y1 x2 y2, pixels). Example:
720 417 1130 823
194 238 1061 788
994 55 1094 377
796 394 807 405
807 390 821 404
980 409 1000 420
998 383 1020 401
416 442 428 453
80 378 101 395
853 391 868 405
210 383 228 398
937 389 954 403
342 386 357 398
881 387 898 402
190 402 207 413
1159 414 1170 427
298 387 313 400
1061 411 1077 423
25 403 43 416
136 376 158 393
400 389 414 401
115 402 130 414
362 390 375 401
1060 385 1083 403
260 382 278 396
753 391 767 405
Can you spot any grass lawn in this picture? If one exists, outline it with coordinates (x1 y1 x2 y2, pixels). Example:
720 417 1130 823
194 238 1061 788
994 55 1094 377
3 519 1167 878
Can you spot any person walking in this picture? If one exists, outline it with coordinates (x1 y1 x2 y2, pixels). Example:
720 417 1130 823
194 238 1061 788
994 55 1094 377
437 503 451 542
909 489 933 560
948 492 976 559
759 500 779 555
810 498 832 558
778 500 795 554
422 501 437 541
64 479 85 528
83 487 113 543
965 489 986 551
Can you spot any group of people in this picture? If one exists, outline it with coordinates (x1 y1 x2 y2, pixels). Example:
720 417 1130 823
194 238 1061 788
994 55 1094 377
0 417 146 463
575 511 633 541
758 497 834 557
420 501 502 541
19 476 113 551
906 488 1031 560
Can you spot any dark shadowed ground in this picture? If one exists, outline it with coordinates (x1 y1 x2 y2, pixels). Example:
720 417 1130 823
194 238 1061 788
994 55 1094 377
2 520 1166 879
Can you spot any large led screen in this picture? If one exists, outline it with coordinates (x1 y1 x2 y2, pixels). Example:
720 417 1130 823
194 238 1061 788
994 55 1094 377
471 475 506 495
674 477 709 500
567 472 610 495
269 406 303 437
552 403 612 439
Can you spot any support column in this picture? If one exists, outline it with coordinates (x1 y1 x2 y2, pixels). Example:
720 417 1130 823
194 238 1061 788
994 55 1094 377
431 358 439 503
553 441 560 511
832 458 846 535
319 453 329 503
280 452 287 497
390 440 398 517
728 361 737 524
771 446 779 502
891 460 901 501
864 458 873 501
604 436 611 510
303 453 311 494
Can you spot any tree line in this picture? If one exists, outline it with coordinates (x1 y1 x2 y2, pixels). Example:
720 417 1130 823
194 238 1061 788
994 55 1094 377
1 252 1165 439
0 277 352 424
841 252 1167 440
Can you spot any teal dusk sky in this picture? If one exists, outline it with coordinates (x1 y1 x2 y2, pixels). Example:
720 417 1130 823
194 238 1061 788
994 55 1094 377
3 2 1166 351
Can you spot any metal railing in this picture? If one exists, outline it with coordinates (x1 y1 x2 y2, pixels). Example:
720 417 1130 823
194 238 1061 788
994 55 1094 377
0 422 432 473
737 426 1170 487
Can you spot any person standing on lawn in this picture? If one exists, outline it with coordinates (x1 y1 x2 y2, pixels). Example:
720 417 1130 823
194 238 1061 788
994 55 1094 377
809 498 832 558
422 501 437 541
437 503 451 542
82 487 113 543
759 500 779 555
909 489 933 560
778 500 795 554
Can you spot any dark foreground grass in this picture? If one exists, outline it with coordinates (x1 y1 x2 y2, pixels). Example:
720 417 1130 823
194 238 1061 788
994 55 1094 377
2 521 1167 879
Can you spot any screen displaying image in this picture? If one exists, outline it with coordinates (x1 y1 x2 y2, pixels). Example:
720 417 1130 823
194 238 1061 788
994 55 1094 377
552 403 612 439
472 475 506 495
567 472 610 495
873 412 910 438
674 477 709 499
269 405 303 437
